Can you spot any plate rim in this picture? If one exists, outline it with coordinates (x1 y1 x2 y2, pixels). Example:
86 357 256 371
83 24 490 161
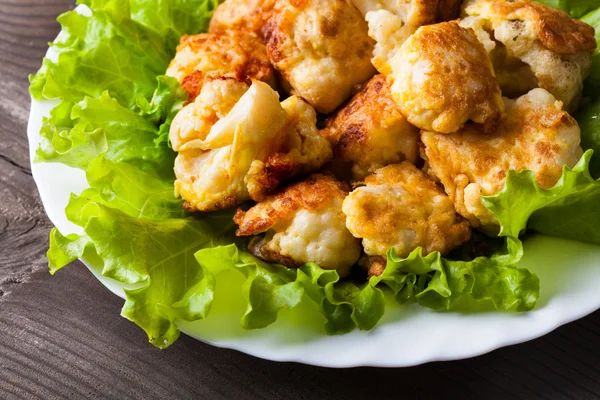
26 5 600 364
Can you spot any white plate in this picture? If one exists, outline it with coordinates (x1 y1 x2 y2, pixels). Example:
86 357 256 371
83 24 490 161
28 97 600 367
27 8 600 365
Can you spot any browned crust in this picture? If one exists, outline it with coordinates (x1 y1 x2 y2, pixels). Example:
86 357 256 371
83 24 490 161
474 0 597 55
359 255 387 278
234 173 349 236
326 75 397 145
173 31 274 88
248 236 304 268
345 163 472 257
246 153 302 202
420 91 582 228
397 21 505 133
209 0 276 39
363 165 472 256
183 195 241 213
324 74 418 178
181 70 204 102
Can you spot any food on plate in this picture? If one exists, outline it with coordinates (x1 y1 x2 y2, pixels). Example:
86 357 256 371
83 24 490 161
234 174 361 277
31 0 600 347
169 77 250 151
263 0 376 113
363 0 462 75
460 0 597 111
209 0 276 37
385 21 505 133
245 95 333 201
171 79 288 211
343 163 471 277
166 31 275 101
323 74 419 181
172 78 331 211
421 88 583 231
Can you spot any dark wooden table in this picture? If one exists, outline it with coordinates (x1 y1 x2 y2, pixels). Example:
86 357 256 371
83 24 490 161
2 1 600 399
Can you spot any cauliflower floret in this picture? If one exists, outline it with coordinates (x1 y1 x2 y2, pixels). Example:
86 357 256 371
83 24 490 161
209 0 276 37
366 10 413 75
263 0 376 113
389 21 505 133
172 80 288 211
460 0 597 111
246 96 333 201
324 75 419 181
421 88 583 232
343 163 471 266
170 77 250 151
166 31 275 101
234 174 361 276
352 0 462 27
363 0 463 75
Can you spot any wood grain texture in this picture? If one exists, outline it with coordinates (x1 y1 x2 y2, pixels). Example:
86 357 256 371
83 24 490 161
1 1 600 399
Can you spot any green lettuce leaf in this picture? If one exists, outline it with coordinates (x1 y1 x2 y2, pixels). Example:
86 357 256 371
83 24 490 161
202 246 383 334
195 245 385 335
80 156 187 220
536 0 599 18
576 100 600 176
483 150 600 245
581 8 600 96
30 0 220 108
137 75 189 147
372 244 538 313
37 90 176 178
48 193 235 347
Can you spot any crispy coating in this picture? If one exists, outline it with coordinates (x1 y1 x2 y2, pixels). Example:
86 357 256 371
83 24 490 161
342 163 471 261
461 0 596 110
462 0 596 55
359 255 387 278
263 0 376 113
209 0 276 37
421 88 583 231
389 21 505 133
172 80 289 212
166 31 275 101
234 174 361 276
363 0 463 75
324 75 420 181
245 96 333 201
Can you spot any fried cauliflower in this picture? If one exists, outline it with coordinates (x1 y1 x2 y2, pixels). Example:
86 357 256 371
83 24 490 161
234 174 362 276
246 96 333 201
343 163 471 268
170 77 250 151
365 10 412 75
388 21 505 133
171 79 288 211
263 0 376 113
363 0 463 75
166 31 275 101
421 88 583 231
209 0 275 37
460 0 597 111
324 75 419 181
